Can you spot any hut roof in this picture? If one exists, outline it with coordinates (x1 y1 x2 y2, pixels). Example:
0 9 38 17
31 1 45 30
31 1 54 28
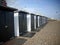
0 5 17 11
19 11 29 14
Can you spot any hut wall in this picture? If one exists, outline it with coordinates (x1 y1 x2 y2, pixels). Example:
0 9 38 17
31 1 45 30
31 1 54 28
34 15 36 29
41 16 44 25
39 16 42 26
38 16 40 27
31 15 34 31
43 17 46 24
27 14 31 32
36 16 38 28
14 12 19 37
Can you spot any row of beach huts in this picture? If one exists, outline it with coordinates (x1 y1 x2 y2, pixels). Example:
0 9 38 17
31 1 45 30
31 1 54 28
0 5 48 44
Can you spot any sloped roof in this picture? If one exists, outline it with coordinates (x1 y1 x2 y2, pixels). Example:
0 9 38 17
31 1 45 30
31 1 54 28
19 10 29 14
0 5 17 11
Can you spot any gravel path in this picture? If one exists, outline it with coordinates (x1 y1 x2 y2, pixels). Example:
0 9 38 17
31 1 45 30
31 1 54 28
23 21 60 45
3 21 60 45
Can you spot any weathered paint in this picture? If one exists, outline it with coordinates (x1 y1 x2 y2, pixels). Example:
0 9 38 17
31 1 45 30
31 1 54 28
14 12 19 37
27 14 31 32
34 15 36 29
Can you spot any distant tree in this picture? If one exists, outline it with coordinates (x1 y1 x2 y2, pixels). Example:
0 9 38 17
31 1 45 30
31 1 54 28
0 0 7 6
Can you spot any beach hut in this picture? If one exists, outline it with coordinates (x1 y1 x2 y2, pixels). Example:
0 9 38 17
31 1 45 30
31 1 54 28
34 15 36 30
14 11 37 37
27 13 37 32
31 14 35 31
36 15 40 28
41 16 48 25
39 16 42 27
27 14 31 32
45 17 48 24
19 11 29 36
41 16 44 25
0 5 17 43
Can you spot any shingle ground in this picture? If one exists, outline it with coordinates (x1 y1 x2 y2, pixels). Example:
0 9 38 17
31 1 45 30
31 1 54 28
3 20 60 45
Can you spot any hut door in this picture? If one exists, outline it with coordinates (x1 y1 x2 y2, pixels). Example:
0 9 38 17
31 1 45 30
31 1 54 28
23 14 27 32
19 13 27 35
36 16 38 28
5 11 14 39
0 11 9 42
31 15 34 31
19 13 23 34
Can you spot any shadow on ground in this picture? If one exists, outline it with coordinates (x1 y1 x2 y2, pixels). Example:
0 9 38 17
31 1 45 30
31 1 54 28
14 38 27 45
20 23 48 38
35 23 48 32
2 38 27 45
20 32 36 38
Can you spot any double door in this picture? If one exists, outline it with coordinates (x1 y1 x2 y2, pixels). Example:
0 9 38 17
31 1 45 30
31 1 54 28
0 10 14 42
36 16 38 28
19 13 27 35
31 15 34 31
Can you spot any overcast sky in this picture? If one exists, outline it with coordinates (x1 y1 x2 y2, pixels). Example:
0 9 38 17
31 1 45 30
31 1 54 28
6 0 60 20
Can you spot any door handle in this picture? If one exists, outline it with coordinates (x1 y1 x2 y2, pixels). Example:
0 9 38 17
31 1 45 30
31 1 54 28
5 25 8 28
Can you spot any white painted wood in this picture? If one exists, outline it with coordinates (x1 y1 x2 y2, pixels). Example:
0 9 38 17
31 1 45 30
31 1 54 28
34 16 36 29
27 14 31 32
38 16 40 27
14 12 19 37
